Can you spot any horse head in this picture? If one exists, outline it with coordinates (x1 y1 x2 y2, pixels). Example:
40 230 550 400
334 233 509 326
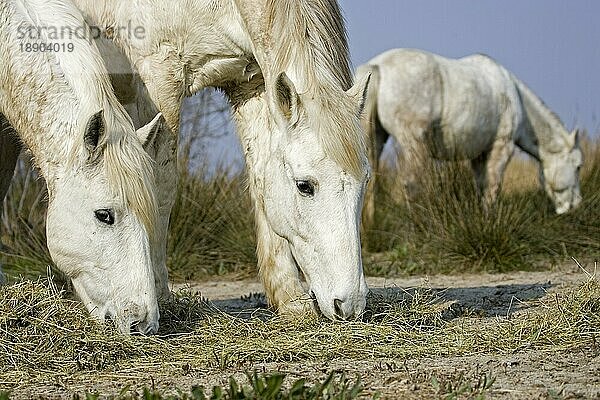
259 72 371 320
45 111 164 334
539 129 583 214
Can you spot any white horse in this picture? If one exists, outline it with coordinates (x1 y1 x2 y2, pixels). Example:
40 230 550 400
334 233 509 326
0 0 164 334
358 49 582 225
71 0 371 320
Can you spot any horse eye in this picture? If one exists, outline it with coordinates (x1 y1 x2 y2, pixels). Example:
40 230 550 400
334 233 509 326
94 209 115 225
295 180 315 197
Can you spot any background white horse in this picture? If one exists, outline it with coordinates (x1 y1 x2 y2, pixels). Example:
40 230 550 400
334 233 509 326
72 0 371 320
358 48 582 225
0 0 164 334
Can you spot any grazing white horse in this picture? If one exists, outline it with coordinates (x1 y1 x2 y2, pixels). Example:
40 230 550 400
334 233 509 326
358 49 582 224
0 0 164 334
71 0 371 320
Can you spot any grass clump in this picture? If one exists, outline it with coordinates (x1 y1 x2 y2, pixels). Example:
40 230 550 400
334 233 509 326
0 161 52 280
364 140 600 275
188 372 362 400
3 141 600 282
167 166 256 281
2 372 364 400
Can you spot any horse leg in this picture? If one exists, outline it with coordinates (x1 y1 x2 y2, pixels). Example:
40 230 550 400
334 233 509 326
362 122 389 233
478 138 515 208
401 136 428 202
0 116 21 284
471 152 490 197
360 63 387 231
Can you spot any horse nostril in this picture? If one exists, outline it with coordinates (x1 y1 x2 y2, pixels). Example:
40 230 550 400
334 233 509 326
132 319 159 336
130 320 141 332
334 298 345 319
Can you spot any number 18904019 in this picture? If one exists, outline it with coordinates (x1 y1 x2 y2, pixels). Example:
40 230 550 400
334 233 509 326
20 42 75 53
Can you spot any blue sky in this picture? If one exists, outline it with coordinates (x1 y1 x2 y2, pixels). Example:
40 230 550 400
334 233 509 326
191 1 600 168
342 0 600 134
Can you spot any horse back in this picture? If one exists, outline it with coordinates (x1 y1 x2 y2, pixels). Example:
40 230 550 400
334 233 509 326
368 49 444 142
369 49 521 160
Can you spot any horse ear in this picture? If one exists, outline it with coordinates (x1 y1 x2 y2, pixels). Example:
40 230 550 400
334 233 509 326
570 128 581 149
274 72 301 125
347 72 371 117
136 113 164 148
84 110 105 154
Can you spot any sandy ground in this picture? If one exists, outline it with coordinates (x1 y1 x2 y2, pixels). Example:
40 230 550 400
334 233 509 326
174 265 600 399
7 263 600 399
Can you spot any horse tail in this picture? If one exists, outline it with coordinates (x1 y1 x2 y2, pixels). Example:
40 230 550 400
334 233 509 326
355 63 381 231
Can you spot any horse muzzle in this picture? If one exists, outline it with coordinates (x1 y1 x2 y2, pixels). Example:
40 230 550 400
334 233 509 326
312 279 369 321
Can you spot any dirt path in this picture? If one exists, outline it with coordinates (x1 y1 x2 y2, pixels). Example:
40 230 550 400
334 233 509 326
176 265 588 318
169 263 600 399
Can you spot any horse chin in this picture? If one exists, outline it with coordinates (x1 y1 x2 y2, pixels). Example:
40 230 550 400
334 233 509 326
555 204 570 215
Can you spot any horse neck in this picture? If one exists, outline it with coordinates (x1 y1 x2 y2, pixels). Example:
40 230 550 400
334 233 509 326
513 75 570 160
0 0 130 178
228 84 271 187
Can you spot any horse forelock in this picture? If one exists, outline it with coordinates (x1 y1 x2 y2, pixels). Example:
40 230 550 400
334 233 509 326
265 0 365 177
64 108 158 236
100 123 159 237
304 91 367 179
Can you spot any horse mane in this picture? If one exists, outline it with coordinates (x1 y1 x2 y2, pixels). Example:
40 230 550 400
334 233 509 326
266 0 352 91
13 0 158 233
265 0 366 177
510 73 571 149
100 133 158 235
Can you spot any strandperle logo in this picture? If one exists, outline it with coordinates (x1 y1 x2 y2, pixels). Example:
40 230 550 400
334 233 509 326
16 21 146 42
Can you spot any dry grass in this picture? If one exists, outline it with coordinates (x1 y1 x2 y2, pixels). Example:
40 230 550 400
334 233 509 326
1 270 598 393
